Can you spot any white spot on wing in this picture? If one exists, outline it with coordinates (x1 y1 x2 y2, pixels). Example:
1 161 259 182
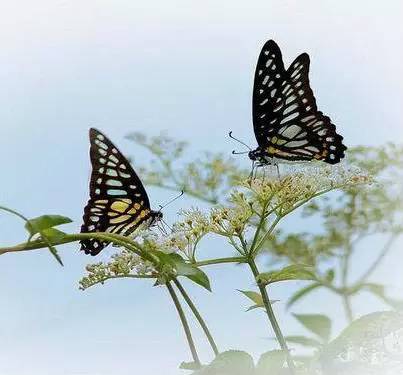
280 124 302 139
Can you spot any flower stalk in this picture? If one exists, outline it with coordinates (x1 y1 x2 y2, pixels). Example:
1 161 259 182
166 281 201 367
174 279 219 356
248 259 296 374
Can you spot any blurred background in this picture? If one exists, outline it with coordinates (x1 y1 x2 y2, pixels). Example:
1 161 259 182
0 1 402 374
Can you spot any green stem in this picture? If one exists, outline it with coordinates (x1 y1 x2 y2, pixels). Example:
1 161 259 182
249 201 268 254
0 205 30 222
166 281 201 367
340 249 354 323
194 256 247 267
342 294 353 323
248 259 296 374
0 232 156 261
253 215 281 255
173 279 219 356
356 234 398 284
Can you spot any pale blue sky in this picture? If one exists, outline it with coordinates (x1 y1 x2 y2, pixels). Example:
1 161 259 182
1 1 402 374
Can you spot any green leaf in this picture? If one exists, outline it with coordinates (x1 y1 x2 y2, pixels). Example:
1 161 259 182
184 267 211 291
40 228 67 242
37 228 66 266
325 269 335 282
286 283 322 310
293 313 331 342
361 283 403 310
256 350 286 375
238 290 278 311
44 242 64 266
180 361 201 370
322 311 403 359
151 251 211 291
256 265 316 286
284 335 322 348
171 254 211 291
197 350 255 375
25 215 72 236
238 290 263 306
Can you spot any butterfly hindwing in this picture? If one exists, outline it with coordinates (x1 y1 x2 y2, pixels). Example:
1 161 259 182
80 128 153 255
252 40 346 164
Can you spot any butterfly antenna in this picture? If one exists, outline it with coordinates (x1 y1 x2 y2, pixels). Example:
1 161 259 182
158 190 185 211
232 150 249 155
228 131 252 151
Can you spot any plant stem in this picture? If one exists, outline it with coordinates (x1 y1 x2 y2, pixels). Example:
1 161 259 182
248 258 296 374
342 294 353 323
340 243 354 323
166 281 201 367
0 205 30 222
173 279 219 356
194 256 247 267
357 234 398 284
0 232 157 261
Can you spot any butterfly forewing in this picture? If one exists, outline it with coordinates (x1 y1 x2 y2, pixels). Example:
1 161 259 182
80 128 152 255
252 40 286 147
252 40 346 164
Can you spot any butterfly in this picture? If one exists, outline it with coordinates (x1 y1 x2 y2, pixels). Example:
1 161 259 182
247 40 346 165
80 128 162 255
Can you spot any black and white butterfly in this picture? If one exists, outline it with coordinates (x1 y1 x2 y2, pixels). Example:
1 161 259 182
244 40 346 165
80 128 162 255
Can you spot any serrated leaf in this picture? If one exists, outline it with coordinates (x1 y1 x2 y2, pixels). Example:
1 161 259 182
293 313 331 342
256 350 286 375
256 264 316 286
284 335 322 348
286 283 322 310
25 215 72 236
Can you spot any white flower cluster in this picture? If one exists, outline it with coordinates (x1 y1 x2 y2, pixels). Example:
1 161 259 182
243 163 371 212
79 249 154 290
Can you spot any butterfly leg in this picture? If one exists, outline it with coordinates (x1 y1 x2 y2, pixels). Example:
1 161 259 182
161 218 173 234
274 158 281 180
249 161 255 180
262 166 267 181
253 164 260 179
157 222 168 236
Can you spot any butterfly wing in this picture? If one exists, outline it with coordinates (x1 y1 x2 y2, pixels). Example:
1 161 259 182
80 128 152 255
252 40 287 147
252 40 346 164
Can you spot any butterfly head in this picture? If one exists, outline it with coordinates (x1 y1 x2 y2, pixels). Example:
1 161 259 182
248 148 264 161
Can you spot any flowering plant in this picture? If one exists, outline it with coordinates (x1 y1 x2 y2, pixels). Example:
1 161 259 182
1 134 402 375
